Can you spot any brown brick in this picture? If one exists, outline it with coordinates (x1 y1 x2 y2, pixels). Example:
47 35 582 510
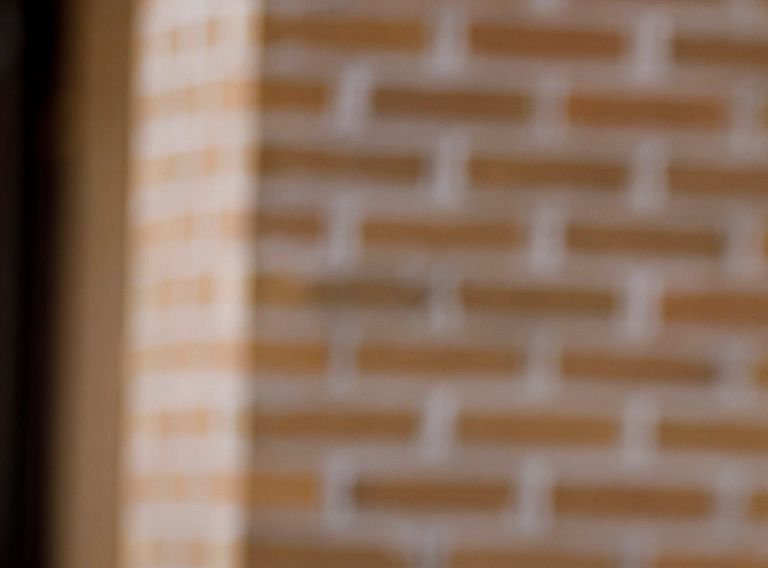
458 412 619 447
463 284 616 317
261 146 423 183
362 218 520 250
358 343 521 376
255 274 428 310
470 155 626 191
664 291 768 325
568 93 726 129
373 87 531 121
355 477 512 513
472 23 625 59
656 554 768 568
251 471 319 509
454 548 614 568
261 79 328 112
750 491 768 519
134 341 329 375
264 16 425 52
250 542 405 568
248 339 330 375
136 341 328 375
660 420 768 454
668 164 768 197
674 36 768 67
756 361 768 388
567 224 724 257
257 211 323 240
554 483 713 519
561 351 715 385
251 409 418 441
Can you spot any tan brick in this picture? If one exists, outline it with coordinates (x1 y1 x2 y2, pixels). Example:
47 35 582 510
664 291 768 325
567 224 724 257
250 542 405 568
373 87 531 121
659 420 768 454
656 554 768 568
216 214 253 240
251 470 319 509
138 81 257 120
255 274 428 309
264 16 426 52
140 275 216 308
362 217 520 250
358 343 521 376
470 155 626 191
133 342 244 373
135 409 213 436
568 93 727 129
554 483 713 519
257 211 323 240
261 146 423 183
261 79 328 112
458 412 619 447
355 477 512 513
129 473 249 503
561 351 715 385
668 164 768 197
454 548 614 568
463 284 616 317
219 210 258 240
133 210 256 247
136 147 245 186
134 215 191 248
129 474 191 502
129 540 214 566
472 23 626 59
674 36 768 67
250 409 418 441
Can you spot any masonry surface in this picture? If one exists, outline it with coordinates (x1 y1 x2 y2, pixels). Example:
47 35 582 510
132 0 768 566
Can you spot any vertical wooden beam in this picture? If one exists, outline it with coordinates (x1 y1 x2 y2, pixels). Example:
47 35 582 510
51 0 132 566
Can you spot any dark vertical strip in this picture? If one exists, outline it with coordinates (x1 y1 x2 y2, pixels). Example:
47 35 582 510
1 0 63 565
0 0 22 562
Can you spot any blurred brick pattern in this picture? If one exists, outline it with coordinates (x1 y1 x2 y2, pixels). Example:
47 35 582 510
250 0 768 567
124 0 261 566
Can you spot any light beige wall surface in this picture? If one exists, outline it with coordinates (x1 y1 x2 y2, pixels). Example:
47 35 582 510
121 0 262 567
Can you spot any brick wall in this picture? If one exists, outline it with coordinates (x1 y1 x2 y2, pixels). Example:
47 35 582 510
251 0 768 567
125 0 261 566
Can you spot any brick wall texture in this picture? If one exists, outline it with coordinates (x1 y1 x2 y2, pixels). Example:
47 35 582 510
128 0 768 567
125 0 261 566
